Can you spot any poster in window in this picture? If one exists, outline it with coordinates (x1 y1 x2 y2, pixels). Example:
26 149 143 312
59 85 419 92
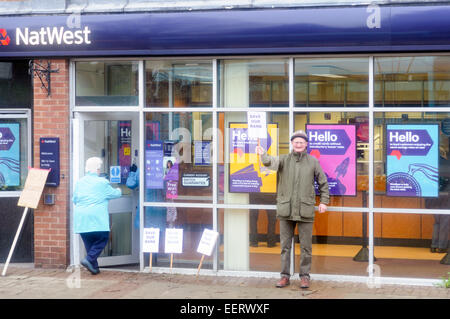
0 123 20 187
118 121 131 184
145 140 164 189
229 123 278 193
386 124 439 197
306 124 356 196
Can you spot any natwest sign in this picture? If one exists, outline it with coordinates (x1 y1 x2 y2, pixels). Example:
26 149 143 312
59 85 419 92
16 26 91 46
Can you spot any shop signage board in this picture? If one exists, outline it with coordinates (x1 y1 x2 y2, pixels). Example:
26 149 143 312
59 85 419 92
386 124 439 197
229 123 278 193
0 123 20 187
39 137 59 187
306 124 357 196
2 6 450 57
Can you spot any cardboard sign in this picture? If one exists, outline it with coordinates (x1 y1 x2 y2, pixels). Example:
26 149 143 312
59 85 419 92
247 111 267 139
142 228 160 253
197 229 219 256
164 228 183 254
17 168 50 209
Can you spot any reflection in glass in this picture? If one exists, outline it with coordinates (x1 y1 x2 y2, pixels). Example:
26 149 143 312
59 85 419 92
295 58 369 107
145 60 213 108
220 59 289 108
375 56 450 107
75 61 139 106
143 112 213 204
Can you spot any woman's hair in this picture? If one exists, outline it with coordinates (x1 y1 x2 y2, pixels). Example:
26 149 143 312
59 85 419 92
85 157 103 174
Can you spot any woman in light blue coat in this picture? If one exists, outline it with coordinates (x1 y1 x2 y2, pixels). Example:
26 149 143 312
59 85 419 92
73 157 122 274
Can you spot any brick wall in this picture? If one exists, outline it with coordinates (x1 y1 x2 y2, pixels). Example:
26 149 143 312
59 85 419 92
32 59 70 268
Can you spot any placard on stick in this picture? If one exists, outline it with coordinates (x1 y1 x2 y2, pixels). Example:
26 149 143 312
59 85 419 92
143 228 160 253
3 168 49 277
143 228 160 271
165 228 183 271
18 168 50 209
247 111 267 139
196 228 219 276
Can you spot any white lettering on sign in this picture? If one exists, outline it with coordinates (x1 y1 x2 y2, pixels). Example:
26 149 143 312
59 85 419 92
309 131 338 142
16 26 91 46
389 131 419 143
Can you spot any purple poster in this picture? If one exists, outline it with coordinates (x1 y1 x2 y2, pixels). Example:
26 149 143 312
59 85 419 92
118 121 131 184
145 140 164 189
307 124 356 196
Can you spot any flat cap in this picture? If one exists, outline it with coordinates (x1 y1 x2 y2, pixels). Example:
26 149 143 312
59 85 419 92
290 130 308 142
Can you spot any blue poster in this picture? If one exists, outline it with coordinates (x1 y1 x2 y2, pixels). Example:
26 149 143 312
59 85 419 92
0 123 20 187
386 124 439 197
194 141 211 165
145 140 164 189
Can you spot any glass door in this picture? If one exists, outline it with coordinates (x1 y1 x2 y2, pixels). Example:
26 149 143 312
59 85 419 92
74 112 139 267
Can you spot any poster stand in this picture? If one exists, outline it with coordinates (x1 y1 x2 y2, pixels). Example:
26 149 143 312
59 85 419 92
353 191 377 262
1 168 50 277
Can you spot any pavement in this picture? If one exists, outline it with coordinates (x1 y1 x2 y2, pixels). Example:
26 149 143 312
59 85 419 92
1 263 449 301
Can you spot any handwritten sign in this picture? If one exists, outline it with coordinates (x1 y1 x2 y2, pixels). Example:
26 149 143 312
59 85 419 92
247 111 266 139
142 228 160 253
197 229 219 256
17 168 50 209
164 228 183 254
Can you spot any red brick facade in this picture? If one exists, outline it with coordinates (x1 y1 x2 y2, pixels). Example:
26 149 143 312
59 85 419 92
32 59 70 268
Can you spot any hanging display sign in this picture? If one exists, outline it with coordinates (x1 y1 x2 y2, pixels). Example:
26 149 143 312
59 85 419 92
145 140 164 189
118 121 131 184
229 123 278 193
386 124 439 197
39 137 60 187
306 124 357 196
0 123 20 187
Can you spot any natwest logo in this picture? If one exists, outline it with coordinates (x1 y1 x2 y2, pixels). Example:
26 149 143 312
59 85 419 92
16 26 91 46
0 29 11 46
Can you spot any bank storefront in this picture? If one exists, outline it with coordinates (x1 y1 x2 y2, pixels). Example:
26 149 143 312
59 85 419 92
1 4 449 285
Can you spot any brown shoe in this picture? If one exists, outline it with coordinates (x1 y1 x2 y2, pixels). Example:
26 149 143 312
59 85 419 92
300 275 310 289
276 277 290 288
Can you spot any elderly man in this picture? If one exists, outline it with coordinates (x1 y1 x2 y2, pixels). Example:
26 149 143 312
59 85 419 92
255 130 329 289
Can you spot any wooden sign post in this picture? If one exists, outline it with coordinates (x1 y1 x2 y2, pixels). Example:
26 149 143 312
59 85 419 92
164 228 183 272
196 228 219 276
2 168 50 277
142 228 160 272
